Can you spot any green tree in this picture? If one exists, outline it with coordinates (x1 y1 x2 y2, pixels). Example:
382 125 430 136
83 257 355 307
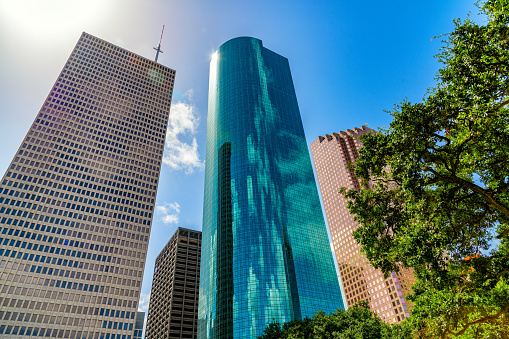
343 0 509 337
257 301 408 339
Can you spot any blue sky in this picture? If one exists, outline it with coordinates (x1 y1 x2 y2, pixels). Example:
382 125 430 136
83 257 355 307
0 0 479 315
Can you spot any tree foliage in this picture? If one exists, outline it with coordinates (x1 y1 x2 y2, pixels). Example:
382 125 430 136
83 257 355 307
344 0 509 337
257 301 409 339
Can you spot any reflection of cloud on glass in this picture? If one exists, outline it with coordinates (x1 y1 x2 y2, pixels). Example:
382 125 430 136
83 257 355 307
148 68 165 85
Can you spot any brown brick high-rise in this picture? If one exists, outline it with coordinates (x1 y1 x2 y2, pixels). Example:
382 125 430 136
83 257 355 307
310 126 414 323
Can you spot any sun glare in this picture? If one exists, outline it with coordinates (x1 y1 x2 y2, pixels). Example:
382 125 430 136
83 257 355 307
211 51 218 60
0 0 111 39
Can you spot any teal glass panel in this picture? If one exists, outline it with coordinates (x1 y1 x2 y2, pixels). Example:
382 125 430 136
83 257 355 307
198 37 344 339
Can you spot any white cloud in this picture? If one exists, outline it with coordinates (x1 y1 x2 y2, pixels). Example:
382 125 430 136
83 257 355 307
155 201 180 224
138 292 151 313
138 292 150 338
163 90 204 174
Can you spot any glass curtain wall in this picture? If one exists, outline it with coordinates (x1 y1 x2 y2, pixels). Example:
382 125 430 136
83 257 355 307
198 37 343 339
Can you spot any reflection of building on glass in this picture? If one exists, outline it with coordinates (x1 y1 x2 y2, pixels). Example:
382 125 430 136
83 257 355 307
198 37 344 339
0 32 175 337
134 312 145 339
146 227 201 339
310 126 415 324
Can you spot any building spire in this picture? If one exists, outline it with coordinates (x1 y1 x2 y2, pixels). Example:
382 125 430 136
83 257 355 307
154 25 165 63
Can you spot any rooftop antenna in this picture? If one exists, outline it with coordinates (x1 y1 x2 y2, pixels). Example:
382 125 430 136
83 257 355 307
153 25 165 63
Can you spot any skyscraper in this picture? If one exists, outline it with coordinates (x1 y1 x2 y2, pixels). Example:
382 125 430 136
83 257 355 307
198 37 343 339
0 32 175 338
146 227 201 339
134 312 145 339
310 126 414 323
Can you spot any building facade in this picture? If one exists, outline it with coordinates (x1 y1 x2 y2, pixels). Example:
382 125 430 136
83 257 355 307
133 312 144 339
310 126 414 323
198 37 343 339
0 32 175 338
146 227 201 339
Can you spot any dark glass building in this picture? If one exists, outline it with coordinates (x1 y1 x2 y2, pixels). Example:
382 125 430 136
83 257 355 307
134 312 145 339
198 37 343 339
146 227 201 338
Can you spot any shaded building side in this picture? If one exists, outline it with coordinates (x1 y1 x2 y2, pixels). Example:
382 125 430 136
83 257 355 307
146 228 201 339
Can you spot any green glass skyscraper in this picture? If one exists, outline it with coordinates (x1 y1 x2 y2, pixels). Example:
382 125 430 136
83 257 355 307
198 37 343 339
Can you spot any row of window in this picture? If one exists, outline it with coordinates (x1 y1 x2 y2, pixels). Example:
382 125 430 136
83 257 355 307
1 192 150 217
1 266 138 307
0 199 146 250
7 162 154 210
1 187 151 229
1 192 151 221
0 324 133 339
52 137 160 172
45 89 166 145
42 97 164 168
2 289 136 311
44 85 164 164
2 269 138 299
33 114 161 175
36 115 161 173
49 77 169 132
1 292 138 327
0 308 134 327
45 97 165 147
0 218 144 266
16 147 156 199
1 232 109 260
0 229 142 270
0 247 139 284
0 220 143 275
0 202 149 245
102 320 132 331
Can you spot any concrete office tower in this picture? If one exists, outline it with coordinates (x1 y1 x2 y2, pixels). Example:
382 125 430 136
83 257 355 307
310 126 415 323
0 32 175 338
133 312 145 339
198 37 343 339
146 227 201 339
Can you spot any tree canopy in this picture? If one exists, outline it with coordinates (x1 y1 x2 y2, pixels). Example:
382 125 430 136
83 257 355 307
344 0 509 337
257 302 409 339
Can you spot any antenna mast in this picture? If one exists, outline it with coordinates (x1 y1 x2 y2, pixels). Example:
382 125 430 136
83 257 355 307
154 25 165 63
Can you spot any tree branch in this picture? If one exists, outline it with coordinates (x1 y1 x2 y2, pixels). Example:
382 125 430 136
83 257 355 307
498 98 509 107
434 174 509 220
432 133 452 146
450 302 509 336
